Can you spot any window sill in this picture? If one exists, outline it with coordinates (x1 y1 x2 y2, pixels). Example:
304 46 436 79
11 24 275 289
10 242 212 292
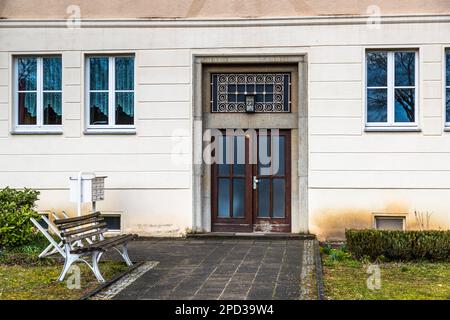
11 129 63 135
443 127 450 132
84 128 136 135
364 127 421 132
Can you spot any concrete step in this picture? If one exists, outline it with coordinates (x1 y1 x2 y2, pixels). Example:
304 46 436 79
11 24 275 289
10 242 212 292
186 232 316 240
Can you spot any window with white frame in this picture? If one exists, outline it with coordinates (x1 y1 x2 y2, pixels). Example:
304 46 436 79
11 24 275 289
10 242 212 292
445 50 450 125
14 56 62 131
86 56 135 129
366 50 418 127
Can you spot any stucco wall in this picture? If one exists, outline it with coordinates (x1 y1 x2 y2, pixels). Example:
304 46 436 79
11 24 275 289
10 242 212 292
0 14 450 238
1 0 449 19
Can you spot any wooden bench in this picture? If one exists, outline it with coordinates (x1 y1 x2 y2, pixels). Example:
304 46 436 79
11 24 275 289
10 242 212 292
54 212 137 283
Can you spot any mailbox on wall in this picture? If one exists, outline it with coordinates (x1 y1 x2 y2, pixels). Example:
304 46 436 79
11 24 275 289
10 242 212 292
69 172 107 215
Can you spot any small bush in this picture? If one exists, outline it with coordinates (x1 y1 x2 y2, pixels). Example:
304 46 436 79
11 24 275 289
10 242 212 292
0 187 40 248
346 229 450 261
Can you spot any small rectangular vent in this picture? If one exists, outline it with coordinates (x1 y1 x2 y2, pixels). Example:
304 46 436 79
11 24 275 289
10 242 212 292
103 215 121 232
374 216 405 231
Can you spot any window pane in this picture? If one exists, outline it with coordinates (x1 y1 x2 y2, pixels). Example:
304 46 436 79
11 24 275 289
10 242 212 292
257 179 270 217
395 88 415 122
273 179 285 218
43 92 62 125
367 89 387 122
446 50 450 85
115 92 134 125
89 57 109 90
43 57 62 91
17 58 37 91
395 52 415 86
232 179 245 218
115 57 134 90
18 92 37 125
446 88 450 123
89 92 108 125
218 178 230 218
367 52 387 87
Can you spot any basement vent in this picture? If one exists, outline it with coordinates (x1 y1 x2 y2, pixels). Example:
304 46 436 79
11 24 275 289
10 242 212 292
374 216 405 231
103 215 121 232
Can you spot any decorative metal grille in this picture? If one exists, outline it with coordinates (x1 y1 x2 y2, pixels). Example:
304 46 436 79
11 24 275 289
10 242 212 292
211 73 291 113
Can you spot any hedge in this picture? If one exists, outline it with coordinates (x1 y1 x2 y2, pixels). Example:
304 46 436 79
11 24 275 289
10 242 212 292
345 229 450 261
0 187 40 248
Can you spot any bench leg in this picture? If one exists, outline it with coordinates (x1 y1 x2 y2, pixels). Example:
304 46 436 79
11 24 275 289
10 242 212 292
58 253 78 282
91 251 105 283
116 244 133 267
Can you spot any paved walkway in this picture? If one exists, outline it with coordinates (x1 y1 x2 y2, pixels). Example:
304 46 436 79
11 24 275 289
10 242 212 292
111 238 317 300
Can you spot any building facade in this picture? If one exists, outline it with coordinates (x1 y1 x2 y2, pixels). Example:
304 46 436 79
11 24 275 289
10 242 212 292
1 1 450 239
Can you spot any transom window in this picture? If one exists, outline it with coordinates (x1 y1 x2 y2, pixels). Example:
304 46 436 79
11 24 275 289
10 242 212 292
14 56 62 131
86 56 135 129
211 73 291 113
366 51 418 127
445 50 450 125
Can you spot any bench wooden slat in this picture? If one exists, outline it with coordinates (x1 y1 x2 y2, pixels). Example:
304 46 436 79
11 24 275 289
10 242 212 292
98 234 138 249
64 228 108 244
54 212 101 225
57 217 105 230
70 234 137 254
61 222 108 237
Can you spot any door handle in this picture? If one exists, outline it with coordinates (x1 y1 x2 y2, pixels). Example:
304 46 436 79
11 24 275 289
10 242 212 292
252 176 259 190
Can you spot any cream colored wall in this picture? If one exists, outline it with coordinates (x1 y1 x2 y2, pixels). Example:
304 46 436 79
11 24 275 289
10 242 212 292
1 0 449 19
0 15 450 238
0 46 194 236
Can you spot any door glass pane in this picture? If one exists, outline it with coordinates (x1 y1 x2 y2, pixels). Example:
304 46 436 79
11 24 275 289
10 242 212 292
218 178 230 218
115 57 134 90
257 179 270 217
89 57 109 90
233 179 245 218
89 92 109 125
18 92 37 125
395 88 415 122
233 135 245 176
43 92 62 125
395 52 415 86
367 52 387 87
258 135 271 176
218 135 230 175
273 179 285 218
272 135 285 176
43 57 62 90
17 58 37 91
115 92 134 125
367 89 387 122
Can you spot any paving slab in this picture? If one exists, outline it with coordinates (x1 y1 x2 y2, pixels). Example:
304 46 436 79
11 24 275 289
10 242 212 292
109 238 317 300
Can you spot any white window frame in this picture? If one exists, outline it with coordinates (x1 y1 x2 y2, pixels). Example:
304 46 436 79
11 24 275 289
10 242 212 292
13 56 63 134
365 50 419 130
85 55 136 134
445 49 450 129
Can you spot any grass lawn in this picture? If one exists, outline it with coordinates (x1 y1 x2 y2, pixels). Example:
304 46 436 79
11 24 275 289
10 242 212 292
322 249 450 300
0 235 129 300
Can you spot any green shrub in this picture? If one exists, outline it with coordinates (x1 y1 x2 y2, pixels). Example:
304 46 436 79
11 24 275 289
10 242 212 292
0 187 40 248
346 229 450 261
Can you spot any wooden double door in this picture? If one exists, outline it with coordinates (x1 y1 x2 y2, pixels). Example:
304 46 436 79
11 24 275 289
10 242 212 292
211 130 291 232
